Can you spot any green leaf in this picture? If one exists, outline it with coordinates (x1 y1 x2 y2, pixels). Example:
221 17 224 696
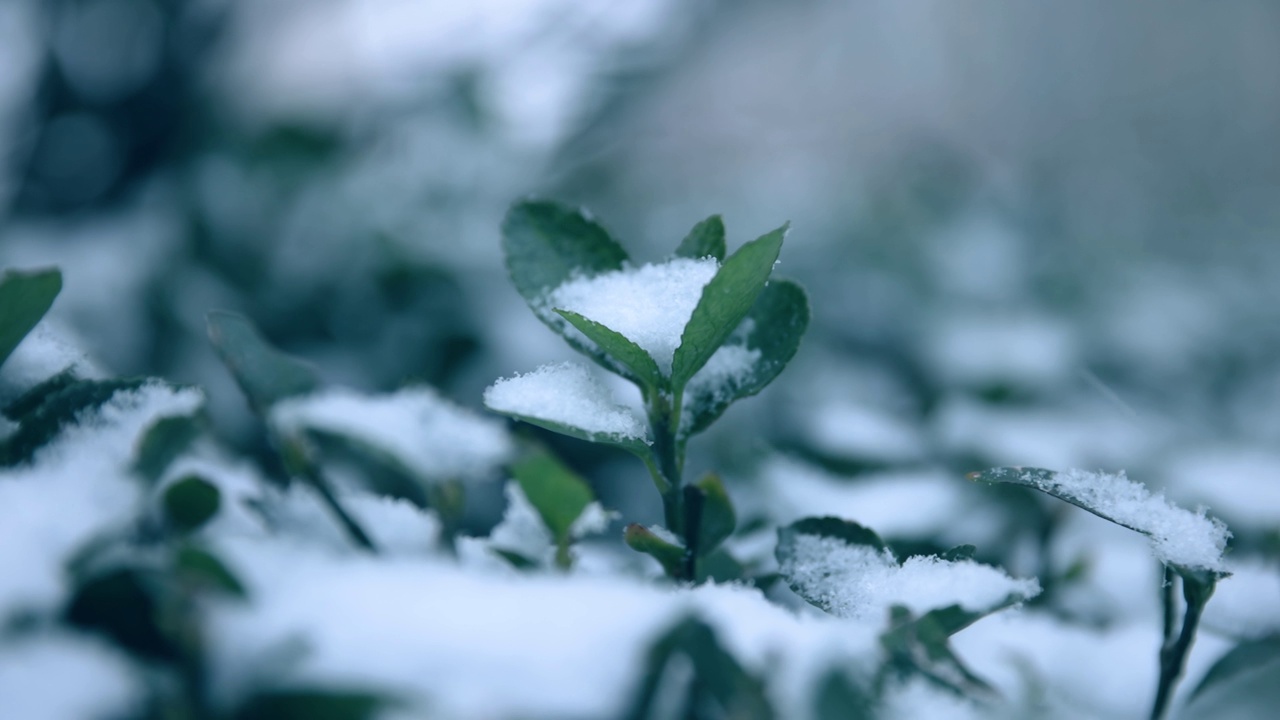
778 516 888 557
501 200 628 303
0 267 61 368
812 670 877 720
675 215 726 261
670 224 786 390
624 523 684 578
0 377 150 466
233 689 392 720
1190 634 1280 702
491 548 539 571
64 567 178 662
2 370 77 421
625 616 775 720
968 466 1230 580
511 448 596 546
681 279 809 438
691 472 736 555
555 309 663 392
134 414 203 484
174 545 247 598
162 475 222 534
940 544 977 562
207 311 319 415
880 605 999 698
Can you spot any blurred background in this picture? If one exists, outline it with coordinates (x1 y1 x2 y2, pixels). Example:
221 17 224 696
2 0 1279 547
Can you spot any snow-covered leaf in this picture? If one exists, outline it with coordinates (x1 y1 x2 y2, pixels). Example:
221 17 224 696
207 311 319 415
968 467 1231 577
1 377 155 466
0 267 61 368
682 279 809 438
671 223 787 390
675 214 727 261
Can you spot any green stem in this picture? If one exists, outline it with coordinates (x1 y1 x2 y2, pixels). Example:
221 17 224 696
649 390 692 580
305 464 379 553
1160 565 1176 645
1150 574 1215 720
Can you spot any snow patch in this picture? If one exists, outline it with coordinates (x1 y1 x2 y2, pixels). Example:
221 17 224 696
485 361 648 440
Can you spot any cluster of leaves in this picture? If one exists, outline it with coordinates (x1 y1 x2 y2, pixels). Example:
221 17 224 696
493 200 809 581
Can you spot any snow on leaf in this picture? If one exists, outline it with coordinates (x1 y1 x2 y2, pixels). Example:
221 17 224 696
484 361 649 444
969 467 1231 575
271 386 512 483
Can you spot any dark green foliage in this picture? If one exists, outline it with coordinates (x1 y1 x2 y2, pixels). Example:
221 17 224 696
556 308 663 392
501 200 629 302
671 224 786 390
624 524 684 578
511 448 598 567
675 215 727 261
206 311 319 415
625 616 774 720
64 567 179 662
0 267 61 367
812 670 878 720
232 689 393 720
0 377 152 465
163 475 222 534
134 414 203 484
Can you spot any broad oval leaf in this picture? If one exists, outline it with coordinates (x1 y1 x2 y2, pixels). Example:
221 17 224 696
162 475 222 534
207 311 319 415
681 279 809 438
675 215 726 261
501 200 628 303
0 267 61 368
671 224 787 390
690 472 736 555
555 309 663 393
511 448 596 545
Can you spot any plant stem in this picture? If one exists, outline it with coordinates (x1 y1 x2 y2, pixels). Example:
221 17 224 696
649 391 692 580
1150 574 1215 720
305 464 379 553
1159 565 1176 645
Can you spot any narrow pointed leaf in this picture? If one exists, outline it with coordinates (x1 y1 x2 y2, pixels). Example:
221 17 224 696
624 524 684 577
207 311 319 414
671 224 787 389
134 414 203 484
681 279 809 437
0 377 150 466
1189 634 1280 702
511 448 596 545
675 215 726 261
555 309 663 392
0 267 61 368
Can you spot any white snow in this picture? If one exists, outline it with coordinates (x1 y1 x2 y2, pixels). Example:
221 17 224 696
485 361 648 441
804 401 925 464
1017 468 1230 573
543 257 719 375
271 386 513 482
1201 559 1280 640
779 532 1040 621
0 633 143 720
0 321 104 389
206 536 878 719
0 381 204 617
923 311 1079 389
1161 445 1280 530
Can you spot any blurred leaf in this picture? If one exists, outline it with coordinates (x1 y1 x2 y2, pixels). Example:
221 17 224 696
233 689 392 720
671 224 786 391
675 215 726 261
0 377 150 466
681 279 809 438
555 309 663 392
2 370 76 421
1190 634 1280 702
691 473 735 555
207 311 319 415
625 615 774 720
64 567 177 662
697 549 746 584
134 414 203 484
624 524 684 578
812 669 877 720
492 548 539 571
501 200 628 303
0 267 61 368
880 605 998 698
941 545 977 562
162 475 221 534
174 545 247 598
511 449 595 546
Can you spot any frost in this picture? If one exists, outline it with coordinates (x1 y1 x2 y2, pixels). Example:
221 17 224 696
543 257 719 374
485 361 648 440
780 533 1039 621
1021 468 1230 573
271 386 512 482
